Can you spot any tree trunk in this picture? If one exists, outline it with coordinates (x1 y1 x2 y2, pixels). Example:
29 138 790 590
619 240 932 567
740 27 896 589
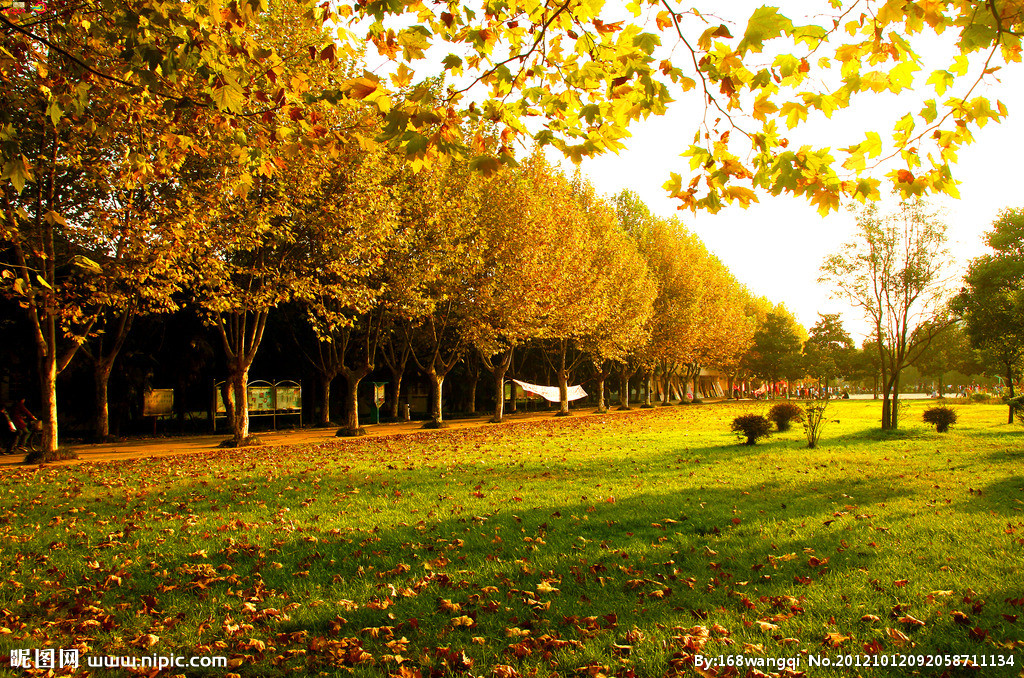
661 367 672 405
317 369 338 426
341 371 366 435
491 371 505 422
94 360 113 440
595 375 606 412
618 366 631 410
878 334 890 428
40 337 58 453
229 367 250 443
387 366 404 419
642 370 654 407
427 370 445 424
220 380 235 433
891 371 902 429
556 341 570 415
466 371 479 415
1007 363 1015 425
727 375 735 399
557 369 569 415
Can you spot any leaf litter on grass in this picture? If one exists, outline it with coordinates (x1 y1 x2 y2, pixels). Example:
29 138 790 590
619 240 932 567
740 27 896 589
1 401 1023 676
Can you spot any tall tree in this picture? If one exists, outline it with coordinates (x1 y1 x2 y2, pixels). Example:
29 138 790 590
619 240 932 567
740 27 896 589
293 132 397 435
803 313 855 394
532 173 609 416
399 157 481 428
952 207 1024 423
912 320 982 398
822 199 950 428
3 0 1018 222
463 155 562 423
580 192 655 412
742 307 805 395
0 18 196 451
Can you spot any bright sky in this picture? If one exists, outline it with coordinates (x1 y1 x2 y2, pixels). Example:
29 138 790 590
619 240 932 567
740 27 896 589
568 17 1024 342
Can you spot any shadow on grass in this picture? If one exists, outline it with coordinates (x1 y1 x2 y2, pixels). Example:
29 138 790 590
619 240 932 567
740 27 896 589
949 474 1024 516
4 409 1022 677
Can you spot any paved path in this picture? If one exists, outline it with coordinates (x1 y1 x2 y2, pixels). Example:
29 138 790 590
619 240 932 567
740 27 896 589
0 403 697 468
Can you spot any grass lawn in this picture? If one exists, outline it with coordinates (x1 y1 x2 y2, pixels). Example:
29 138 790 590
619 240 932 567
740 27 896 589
1 399 1022 677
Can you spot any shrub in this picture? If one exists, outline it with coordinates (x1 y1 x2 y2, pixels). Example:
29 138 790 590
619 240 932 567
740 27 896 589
923 406 957 433
970 392 991 403
767 402 804 431
804 400 829 449
731 414 772 446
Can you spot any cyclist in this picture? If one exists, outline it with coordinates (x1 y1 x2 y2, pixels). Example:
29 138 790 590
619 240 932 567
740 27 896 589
5 398 37 454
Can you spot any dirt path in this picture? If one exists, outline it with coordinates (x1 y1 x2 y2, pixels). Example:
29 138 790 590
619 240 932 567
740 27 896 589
0 404 691 468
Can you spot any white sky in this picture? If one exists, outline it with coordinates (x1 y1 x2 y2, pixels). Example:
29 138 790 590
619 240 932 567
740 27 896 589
574 88 1024 341
567 12 1024 342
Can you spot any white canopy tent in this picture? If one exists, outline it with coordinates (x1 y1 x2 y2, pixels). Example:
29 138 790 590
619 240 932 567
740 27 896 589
512 379 587 403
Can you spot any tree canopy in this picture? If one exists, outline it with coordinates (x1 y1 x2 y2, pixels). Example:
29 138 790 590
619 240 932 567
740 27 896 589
3 0 1020 214
953 207 1024 422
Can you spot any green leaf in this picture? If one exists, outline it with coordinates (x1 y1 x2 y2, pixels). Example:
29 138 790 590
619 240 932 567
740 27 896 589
738 6 793 54
920 99 938 124
468 155 500 176
2 156 33 194
71 255 103 274
46 99 63 126
404 133 428 159
632 32 661 55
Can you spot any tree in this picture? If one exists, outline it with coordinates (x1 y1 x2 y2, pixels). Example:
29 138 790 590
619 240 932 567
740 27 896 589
531 173 610 416
579 191 655 412
742 307 805 394
952 207 1024 423
400 158 481 428
0 18 194 451
821 199 950 429
912 320 981 398
803 313 854 393
7 0 1016 233
359 0 1018 211
293 135 397 435
463 155 568 424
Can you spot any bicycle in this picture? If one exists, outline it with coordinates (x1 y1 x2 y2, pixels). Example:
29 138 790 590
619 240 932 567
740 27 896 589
4 420 42 455
25 420 43 453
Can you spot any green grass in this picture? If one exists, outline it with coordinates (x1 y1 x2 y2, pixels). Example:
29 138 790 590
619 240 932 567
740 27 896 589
1 400 1023 677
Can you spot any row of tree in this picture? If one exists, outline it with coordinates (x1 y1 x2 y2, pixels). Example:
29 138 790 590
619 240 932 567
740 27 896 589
1 0 785 450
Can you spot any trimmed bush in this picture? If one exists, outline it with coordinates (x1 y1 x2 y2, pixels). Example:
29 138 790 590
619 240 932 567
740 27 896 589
768 402 804 431
731 414 772 446
923 406 957 433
